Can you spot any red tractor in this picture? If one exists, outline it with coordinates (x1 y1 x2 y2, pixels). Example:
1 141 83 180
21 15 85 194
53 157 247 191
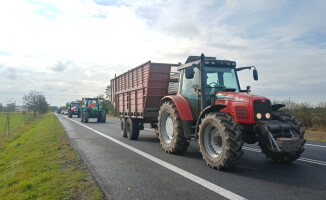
111 54 305 169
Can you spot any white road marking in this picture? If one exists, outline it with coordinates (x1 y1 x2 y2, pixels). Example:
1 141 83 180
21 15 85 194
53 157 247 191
243 146 326 166
305 143 326 148
62 116 246 200
146 128 326 166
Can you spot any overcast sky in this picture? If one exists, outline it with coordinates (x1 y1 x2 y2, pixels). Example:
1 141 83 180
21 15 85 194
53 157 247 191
0 0 325 106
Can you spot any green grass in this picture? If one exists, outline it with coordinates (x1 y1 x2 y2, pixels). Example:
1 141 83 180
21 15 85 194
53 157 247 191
0 113 33 136
0 113 104 200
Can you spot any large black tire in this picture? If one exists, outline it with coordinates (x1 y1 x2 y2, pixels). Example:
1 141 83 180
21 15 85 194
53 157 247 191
101 111 106 123
158 101 189 154
126 118 140 140
77 111 81 118
84 111 89 123
121 118 127 138
259 111 305 163
198 112 244 169
68 111 72 118
97 115 102 123
81 112 84 122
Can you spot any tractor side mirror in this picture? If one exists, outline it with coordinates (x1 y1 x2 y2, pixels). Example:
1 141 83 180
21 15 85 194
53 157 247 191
185 66 194 79
253 69 258 81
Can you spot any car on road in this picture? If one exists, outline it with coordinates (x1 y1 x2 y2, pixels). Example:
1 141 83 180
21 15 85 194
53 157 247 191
64 110 68 115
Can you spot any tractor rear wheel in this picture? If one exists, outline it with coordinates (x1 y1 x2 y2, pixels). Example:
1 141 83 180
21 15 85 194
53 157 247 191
97 115 102 123
78 111 81 118
121 118 127 137
81 112 84 122
126 118 140 140
158 101 189 154
198 112 244 169
259 111 305 163
84 112 89 123
101 111 106 123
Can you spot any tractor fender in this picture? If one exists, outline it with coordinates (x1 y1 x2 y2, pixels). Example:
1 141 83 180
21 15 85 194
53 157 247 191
160 94 193 121
272 104 285 111
195 104 227 137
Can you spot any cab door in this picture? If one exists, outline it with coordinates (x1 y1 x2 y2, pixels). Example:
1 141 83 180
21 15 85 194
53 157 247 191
179 68 200 120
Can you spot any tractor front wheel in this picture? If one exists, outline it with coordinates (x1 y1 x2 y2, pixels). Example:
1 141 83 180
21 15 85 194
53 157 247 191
101 111 106 123
158 101 189 154
68 111 72 118
259 111 305 163
126 118 140 140
198 112 244 169
81 112 84 122
84 112 89 123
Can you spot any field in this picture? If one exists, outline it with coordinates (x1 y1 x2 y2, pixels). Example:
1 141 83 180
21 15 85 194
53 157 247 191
0 113 104 199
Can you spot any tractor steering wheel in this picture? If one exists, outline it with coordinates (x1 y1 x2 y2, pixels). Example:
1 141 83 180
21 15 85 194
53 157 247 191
208 82 218 87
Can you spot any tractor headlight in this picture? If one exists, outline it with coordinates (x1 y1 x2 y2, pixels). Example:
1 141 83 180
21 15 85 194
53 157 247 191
265 113 270 119
256 113 262 119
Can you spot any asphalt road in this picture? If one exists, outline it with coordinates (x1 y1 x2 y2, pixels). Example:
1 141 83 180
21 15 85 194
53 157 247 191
56 114 326 200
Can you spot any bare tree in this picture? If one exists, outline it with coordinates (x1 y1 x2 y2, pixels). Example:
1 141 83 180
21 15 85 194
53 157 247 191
23 90 49 116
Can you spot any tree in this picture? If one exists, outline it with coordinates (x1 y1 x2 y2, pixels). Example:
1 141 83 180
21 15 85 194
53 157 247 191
105 84 111 101
6 102 16 112
23 90 49 116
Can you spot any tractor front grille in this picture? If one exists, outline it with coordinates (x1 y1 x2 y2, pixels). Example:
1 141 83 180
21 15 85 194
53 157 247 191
253 99 271 121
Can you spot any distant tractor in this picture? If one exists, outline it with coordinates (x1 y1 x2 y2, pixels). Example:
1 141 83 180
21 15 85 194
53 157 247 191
81 98 106 123
68 102 81 118
111 54 305 169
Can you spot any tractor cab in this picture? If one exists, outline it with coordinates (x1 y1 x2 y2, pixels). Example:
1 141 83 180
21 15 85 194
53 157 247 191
81 98 106 123
177 55 258 120
68 102 81 118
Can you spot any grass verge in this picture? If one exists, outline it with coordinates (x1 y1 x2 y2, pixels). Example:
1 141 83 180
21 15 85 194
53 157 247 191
0 113 104 200
305 130 326 143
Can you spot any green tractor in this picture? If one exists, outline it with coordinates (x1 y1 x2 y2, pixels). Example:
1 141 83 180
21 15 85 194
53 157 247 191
81 98 106 123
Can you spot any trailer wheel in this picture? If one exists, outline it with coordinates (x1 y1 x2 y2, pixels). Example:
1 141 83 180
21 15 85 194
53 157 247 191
84 111 89 123
68 111 72 118
158 101 189 154
101 111 106 123
121 118 127 137
126 118 140 140
259 111 305 163
198 112 244 169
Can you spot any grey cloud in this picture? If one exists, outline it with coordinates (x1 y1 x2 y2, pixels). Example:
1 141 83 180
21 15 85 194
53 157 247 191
3 67 17 79
50 60 76 72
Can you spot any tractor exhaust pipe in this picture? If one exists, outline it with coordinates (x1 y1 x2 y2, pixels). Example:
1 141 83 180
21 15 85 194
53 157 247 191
200 53 207 111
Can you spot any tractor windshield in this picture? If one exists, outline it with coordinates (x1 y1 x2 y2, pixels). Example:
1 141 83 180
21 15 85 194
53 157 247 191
205 67 240 92
71 103 79 107
87 100 98 106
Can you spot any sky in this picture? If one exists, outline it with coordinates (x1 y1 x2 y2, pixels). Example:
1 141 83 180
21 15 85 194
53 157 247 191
0 0 325 106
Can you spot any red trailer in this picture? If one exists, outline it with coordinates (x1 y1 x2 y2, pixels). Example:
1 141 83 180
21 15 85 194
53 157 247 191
111 61 179 139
